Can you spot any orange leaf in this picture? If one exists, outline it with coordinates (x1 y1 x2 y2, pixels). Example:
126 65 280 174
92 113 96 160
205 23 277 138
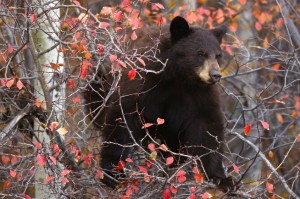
194 173 204 183
35 98 41 108
276 113 284 123
200 192 212 199
1 156 10 165
6 79 14 88
16 80 23 90
229 21 238 32
268 151 274 158
166 157 174 165
72 97 81 103
271 63 281 70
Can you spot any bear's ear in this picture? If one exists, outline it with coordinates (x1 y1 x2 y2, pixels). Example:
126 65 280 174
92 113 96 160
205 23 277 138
211 25 227 43
170 16 190 41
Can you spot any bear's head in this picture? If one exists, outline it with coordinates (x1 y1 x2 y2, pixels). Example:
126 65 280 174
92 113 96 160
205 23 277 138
165 16 227 84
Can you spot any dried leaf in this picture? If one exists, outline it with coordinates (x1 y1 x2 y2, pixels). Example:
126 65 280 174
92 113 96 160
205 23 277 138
56 127 68 135
131 31 138 40
96 169 104 179
136 57 146 66
142 123 153 129
72 0 81 6
158 144 168 151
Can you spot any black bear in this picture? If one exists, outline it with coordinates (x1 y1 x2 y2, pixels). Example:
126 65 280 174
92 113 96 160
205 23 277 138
85 16 229 188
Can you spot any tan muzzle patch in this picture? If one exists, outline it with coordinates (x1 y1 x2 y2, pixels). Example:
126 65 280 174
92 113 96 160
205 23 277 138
196 58 221 84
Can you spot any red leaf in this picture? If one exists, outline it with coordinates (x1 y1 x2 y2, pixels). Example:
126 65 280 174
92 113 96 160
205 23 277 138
72 0 81 6
44 176 54 183
20 194 31 199
115 11 123 22
10 169 17 178
260 120 270 130
142 123 153 129
166 157 174 165
109 55 117 62
125 187 133 196
34 141 42 150
7 44 13 54
233 163 240 173
61 177 69 183
125 157 133 162
200 192 212 199
138 166 148 174
148 143 156 151
61 169 71 176
255 21 262 31
50 156 57 165
176 170 186 177
49 122 59 132
114 160 125 170
30 14 37 23
121 0 131 7
157 117 165 125
177 175 186 183
188 193 196 199
276 18 284 28
170 185 178 194
266 182 274 193
238 0 247 5
131 31 138 41
96 169 104 179
100 22 110 29
67 79 75 89
16 80 23 90
83 156 91 165
37 154 46 167
163 188 171 199
1 156 10 165
244 124 251 135
6 79 14 88
128 69 136 80
136 57 146 66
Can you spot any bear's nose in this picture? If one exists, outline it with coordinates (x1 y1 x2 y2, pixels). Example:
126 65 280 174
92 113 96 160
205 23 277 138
209 70 222 83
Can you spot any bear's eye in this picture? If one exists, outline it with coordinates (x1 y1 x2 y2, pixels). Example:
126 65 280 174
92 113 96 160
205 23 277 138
197 51 207 57
216 54 222 59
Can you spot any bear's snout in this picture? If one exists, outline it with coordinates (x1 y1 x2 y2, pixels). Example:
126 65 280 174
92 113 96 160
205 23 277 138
209 69 222 83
